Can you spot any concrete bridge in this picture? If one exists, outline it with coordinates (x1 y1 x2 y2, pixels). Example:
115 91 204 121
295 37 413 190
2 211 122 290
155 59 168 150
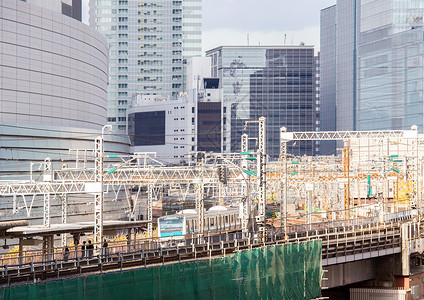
1 209 423 292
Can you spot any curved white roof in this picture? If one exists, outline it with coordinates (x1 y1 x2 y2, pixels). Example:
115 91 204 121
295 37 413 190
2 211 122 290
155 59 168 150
208 206 228 212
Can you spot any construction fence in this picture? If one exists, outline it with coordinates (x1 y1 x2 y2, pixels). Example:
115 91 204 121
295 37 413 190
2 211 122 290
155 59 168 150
1 240 322 300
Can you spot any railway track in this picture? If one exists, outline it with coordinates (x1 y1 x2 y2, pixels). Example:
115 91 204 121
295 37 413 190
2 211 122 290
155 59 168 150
1 219 419 287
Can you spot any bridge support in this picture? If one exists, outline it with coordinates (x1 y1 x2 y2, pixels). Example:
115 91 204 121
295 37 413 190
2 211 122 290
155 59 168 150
401 223 410 276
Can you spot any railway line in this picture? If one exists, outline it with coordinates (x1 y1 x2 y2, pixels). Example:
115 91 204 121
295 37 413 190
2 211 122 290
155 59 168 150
0 216 419 287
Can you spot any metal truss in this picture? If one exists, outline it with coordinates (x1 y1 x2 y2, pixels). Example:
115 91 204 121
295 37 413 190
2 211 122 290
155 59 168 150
60 194 68 247
94 137 104 246
281 129 418 141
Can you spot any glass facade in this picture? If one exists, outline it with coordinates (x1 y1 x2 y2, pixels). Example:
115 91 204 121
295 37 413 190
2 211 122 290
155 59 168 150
321 0 424 139
320 5 337 155
357 0 424 131
207 46 317 160
128 111 166 146
90 0 202 132
197 102 221 152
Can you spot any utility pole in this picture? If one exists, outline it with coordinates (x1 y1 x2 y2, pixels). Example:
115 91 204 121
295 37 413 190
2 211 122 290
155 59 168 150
196 181 204 235
244 117 267 242
61 194 68 247
241 133 249 233
94 125 112 246
43 158 52 227
147 184 154 238
94 136 104 246
280 127 288 237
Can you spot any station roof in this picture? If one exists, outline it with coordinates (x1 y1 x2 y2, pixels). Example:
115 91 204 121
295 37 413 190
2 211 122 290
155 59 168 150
6 220 148 238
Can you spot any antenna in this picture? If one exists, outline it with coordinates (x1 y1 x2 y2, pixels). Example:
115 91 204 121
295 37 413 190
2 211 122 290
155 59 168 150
284 33 287 45
247 33 250 46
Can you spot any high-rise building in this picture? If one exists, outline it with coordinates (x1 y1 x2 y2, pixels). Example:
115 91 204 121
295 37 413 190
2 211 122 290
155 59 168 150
320 5 337 155
321 0 424 143
0 0 130 180
206 46 318 160
127 57 222 164
89 0 202 132
0 0 130 224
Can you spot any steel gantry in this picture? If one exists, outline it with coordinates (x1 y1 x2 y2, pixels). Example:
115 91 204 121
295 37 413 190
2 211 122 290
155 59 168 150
244 117 267 242
0 151 254 244
2 124 423 246
94 136 104 245
277 127 422 224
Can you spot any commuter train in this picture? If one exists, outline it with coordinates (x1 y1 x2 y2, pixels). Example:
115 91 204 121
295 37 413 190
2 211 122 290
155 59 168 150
158 206 242 239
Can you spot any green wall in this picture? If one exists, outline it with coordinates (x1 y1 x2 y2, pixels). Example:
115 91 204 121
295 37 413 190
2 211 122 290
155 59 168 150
1 241 322 300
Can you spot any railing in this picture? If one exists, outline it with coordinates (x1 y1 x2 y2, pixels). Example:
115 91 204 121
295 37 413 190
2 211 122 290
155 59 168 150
1 218 423 286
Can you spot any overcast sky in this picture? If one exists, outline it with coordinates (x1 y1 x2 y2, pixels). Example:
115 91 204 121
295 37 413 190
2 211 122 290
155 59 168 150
83 0 336 54
202 0 335 53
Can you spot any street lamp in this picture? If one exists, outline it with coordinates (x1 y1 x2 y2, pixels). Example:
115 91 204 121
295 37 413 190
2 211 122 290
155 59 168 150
101 125 113 139
93 125 112 247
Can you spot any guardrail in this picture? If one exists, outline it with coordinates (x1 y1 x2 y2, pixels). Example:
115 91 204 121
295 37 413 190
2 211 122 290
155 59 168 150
1 208 423 288
2 219 422 287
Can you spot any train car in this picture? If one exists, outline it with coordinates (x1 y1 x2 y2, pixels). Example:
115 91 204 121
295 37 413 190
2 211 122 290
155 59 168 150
158 206 241 241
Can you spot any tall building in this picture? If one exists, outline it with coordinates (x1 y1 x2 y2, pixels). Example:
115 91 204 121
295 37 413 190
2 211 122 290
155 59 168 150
320 5 337 155
0 0 130 224
127 57 222 164
89 0 202 132
321 0 424 143
0 0 129 180
206 46 318 160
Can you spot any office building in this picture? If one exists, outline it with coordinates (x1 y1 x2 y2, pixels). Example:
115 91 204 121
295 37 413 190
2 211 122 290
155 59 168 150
127 57 222 163
89 0 202 132
321 0 424 144
0 0 129 179
206 46 318 160
320 5 337 155
0 0 130 224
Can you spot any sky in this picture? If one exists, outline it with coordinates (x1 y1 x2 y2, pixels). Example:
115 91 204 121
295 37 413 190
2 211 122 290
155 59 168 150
83 0 336 54
202 0 335 53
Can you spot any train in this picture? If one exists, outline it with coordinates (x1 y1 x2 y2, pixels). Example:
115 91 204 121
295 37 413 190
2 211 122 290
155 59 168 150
157 206 242 240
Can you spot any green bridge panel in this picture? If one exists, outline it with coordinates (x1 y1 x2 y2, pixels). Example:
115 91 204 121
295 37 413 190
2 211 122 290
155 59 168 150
1 241 322 300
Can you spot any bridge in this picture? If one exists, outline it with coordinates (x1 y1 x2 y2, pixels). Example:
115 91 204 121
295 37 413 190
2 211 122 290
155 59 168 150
0 209 422 293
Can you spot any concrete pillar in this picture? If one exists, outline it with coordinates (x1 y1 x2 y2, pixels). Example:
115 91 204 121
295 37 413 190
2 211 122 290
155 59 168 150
73 234 80 259
48 235 54 261
18 238 23 265
401 223 410 276
127 228 132 252
42 236 48 262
